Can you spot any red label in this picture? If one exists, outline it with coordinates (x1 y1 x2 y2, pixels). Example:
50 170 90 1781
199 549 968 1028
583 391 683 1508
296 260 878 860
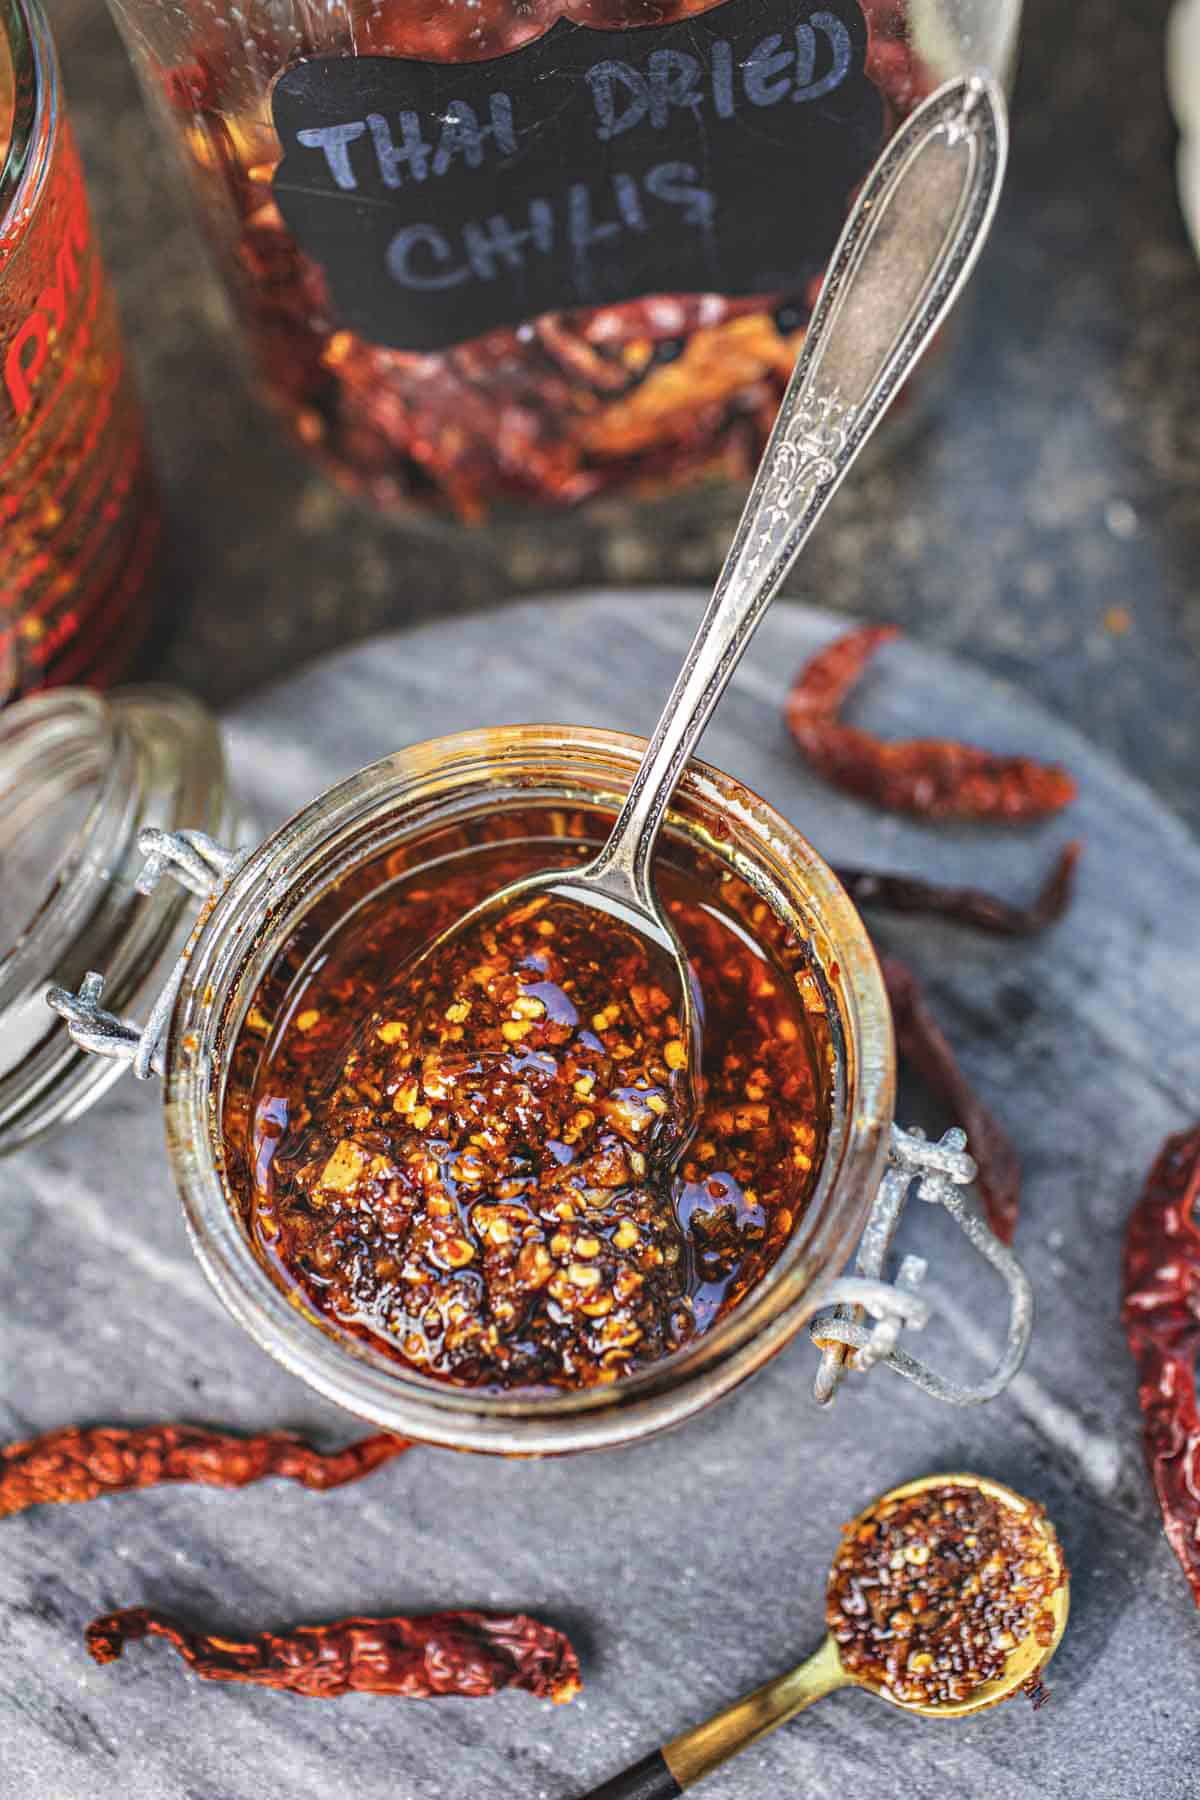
3 154 92 419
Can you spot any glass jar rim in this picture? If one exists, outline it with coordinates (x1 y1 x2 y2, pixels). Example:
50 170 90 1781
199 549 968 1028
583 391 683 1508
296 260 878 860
166 723 895 1454
0 0 55 251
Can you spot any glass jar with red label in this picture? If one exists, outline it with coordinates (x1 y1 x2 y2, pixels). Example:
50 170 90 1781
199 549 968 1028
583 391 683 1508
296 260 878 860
0 0 159 703
101 0 1020 525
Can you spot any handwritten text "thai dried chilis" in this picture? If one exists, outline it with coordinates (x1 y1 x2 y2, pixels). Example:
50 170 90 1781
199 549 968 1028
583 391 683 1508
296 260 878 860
87 1607 581 1702
155 1 929 518
1 1425 409 1520
787 626 1077 821
1121 1122 1200 1609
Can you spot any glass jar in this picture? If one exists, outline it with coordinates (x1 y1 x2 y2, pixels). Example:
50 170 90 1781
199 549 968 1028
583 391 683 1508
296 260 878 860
33 714 1032 1454
1 0 160 702
98 0 1021 526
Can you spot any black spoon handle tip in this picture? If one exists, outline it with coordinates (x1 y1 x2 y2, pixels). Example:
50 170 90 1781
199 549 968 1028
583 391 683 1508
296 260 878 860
578 1748 683 1799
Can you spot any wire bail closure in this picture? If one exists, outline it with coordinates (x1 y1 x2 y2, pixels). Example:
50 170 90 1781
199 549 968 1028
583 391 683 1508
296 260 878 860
46 829 249 1080
809 1123 1033 1407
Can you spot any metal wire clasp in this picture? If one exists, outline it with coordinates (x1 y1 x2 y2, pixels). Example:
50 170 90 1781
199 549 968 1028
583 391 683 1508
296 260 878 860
808 1123 1033 1407
46 828 249 1079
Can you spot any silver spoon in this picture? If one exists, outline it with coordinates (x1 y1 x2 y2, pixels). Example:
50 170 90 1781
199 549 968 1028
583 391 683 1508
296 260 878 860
398 74 1007 1110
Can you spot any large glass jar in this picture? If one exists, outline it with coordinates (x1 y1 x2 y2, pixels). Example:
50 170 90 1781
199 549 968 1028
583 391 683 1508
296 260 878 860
99 0 1021 524
1 0 160 701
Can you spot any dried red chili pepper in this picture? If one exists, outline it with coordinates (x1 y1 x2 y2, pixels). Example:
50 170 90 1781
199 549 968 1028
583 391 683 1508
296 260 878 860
1121 1122 1200 1609
837 842 1081 937
786 627 1077 821
881 957 1021 1245
0 1424 409 1521
87 1605 581 1703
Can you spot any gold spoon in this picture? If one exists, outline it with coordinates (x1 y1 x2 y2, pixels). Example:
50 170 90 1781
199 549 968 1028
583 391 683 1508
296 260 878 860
579 1472 1069 1799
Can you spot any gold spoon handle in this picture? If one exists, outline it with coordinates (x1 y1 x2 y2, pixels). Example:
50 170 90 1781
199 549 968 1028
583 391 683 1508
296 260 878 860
578 1637 849 1797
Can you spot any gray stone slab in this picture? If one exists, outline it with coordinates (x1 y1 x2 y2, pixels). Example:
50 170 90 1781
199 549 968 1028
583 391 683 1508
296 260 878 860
3 594 1199 1800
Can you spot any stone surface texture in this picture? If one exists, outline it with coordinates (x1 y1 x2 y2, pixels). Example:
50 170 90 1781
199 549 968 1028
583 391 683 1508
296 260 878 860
41 0 1200 837
2 597 1198 1800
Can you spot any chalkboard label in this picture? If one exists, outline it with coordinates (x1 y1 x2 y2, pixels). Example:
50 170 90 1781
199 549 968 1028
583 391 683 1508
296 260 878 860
271 0 880 353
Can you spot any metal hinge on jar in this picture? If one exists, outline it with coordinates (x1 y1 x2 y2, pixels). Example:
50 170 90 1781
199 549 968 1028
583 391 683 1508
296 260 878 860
47 828 250 1079
49 828 1033 1411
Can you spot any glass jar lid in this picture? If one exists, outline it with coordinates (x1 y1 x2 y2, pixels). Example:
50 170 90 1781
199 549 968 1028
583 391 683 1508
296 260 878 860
0 684 238 1153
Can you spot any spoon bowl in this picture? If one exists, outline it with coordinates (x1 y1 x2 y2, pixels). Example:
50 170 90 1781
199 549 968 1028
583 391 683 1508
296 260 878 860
379 862 705 1141
856 1471 1069 1720
834 1468 1072 1720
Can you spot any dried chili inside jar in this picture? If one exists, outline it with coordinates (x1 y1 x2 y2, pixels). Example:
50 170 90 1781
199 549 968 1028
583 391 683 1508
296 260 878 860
97 0 1020 523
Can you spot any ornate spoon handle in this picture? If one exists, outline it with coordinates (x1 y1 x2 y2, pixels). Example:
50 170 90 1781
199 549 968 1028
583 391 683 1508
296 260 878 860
588 72 1008 911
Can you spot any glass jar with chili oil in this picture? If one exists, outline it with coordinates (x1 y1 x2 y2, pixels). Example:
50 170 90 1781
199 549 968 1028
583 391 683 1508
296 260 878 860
27 713 1031 1449
53 721 1009 1454
98 0 1020 527
165 726 894 1451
